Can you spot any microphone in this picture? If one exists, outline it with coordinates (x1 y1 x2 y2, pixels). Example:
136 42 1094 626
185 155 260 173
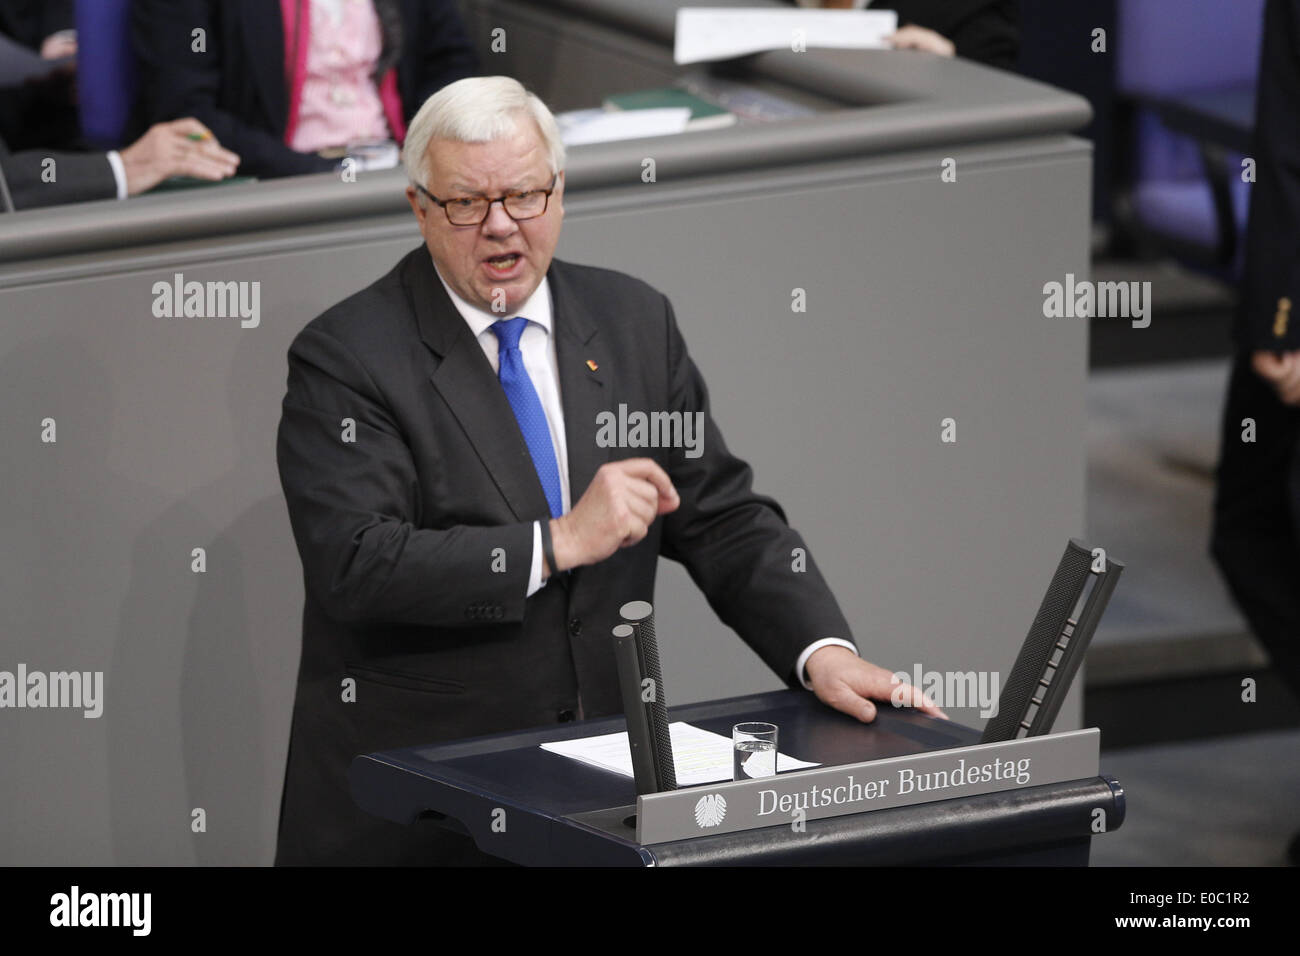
612 600 677 794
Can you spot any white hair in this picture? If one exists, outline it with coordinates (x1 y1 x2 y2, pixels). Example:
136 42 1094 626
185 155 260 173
402 76 566 196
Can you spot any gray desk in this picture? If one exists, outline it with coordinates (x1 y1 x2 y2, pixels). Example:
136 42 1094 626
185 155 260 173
0 1 1093 864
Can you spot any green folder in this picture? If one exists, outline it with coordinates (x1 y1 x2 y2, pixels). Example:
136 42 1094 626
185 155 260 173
602 88 737 131
148 175 257 193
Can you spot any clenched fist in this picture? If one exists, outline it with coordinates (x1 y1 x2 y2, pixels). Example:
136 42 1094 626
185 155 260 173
546 458 679 574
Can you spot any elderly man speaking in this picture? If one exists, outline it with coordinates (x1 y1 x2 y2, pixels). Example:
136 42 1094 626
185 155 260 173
274 76 942 866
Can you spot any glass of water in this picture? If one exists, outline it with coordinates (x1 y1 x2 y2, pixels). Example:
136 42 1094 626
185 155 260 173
733 722 779 780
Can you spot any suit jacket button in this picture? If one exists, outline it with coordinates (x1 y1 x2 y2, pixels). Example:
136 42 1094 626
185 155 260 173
557 709 575 722
568 617 582 636
493 606 503 619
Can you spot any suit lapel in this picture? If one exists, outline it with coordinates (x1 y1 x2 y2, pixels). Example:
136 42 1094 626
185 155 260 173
550 260 613 506
242 0 289 131
406 249 552 522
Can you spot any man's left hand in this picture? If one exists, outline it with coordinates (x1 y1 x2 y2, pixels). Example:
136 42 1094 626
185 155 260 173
805 645 948 722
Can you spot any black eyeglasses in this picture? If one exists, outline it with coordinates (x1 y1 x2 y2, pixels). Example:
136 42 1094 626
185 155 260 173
413 174 559 225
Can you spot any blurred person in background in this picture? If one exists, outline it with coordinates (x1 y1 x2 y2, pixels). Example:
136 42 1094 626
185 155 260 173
0 0 79 151
790 0 1019 70
0 117 238 211
132 0 478 179
1209 0 1300 866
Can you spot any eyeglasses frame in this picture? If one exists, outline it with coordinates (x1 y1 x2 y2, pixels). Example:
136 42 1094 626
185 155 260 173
412 173 560 225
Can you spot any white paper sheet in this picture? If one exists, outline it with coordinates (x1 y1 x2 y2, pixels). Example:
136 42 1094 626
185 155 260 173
540 721 819 786
674 8 898 65
556 106 693 146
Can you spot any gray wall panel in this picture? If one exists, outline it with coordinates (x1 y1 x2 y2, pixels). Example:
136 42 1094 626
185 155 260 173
560 142 1092 724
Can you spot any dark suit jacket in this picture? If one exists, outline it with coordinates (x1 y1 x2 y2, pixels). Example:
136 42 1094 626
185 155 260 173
1236 0 1300 351
0 0 72 48
0 135 116 210
274 246 854 864
130 0 478 179
0 0 78 151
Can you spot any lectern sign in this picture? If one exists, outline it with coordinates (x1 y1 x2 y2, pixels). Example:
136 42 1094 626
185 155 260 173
635 728 1100 845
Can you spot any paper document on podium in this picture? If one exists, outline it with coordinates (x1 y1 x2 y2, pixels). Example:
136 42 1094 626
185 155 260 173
674 8 898 65
541 721 819 786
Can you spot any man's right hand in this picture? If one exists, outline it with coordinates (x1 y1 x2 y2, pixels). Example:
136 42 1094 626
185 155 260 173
547 459 679 574
1252 349 1300 406
118 119 240 196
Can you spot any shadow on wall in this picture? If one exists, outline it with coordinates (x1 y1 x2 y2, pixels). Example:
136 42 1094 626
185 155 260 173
0 337 178 864
112 327 302 864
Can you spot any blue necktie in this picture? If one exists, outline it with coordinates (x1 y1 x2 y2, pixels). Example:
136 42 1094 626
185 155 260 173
490 317 564 518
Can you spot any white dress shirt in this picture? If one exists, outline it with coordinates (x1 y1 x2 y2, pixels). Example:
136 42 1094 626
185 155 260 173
433 264 855 689
105 151 128 199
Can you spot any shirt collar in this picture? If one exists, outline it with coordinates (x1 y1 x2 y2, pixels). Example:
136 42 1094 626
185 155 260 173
432 261 553 340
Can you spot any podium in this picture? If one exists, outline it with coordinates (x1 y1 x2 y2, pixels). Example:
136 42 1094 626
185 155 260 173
350 690 1125 866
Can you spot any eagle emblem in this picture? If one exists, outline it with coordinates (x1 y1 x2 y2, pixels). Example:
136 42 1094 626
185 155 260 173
694 793 727 828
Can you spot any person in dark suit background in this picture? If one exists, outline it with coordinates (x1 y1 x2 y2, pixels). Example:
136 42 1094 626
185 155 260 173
273 75 945 866
0 117 238 211
0 0 238 210
791 0 1019 70
0 0 72 52
0 0 78 152
131 0 478 179
0 135 112 209
1209 0 1300 865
